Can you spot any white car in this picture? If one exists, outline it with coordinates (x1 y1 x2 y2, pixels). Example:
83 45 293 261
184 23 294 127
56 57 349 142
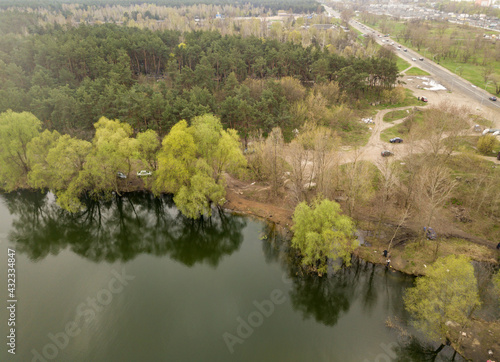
137 170 152 177
412 57 417 61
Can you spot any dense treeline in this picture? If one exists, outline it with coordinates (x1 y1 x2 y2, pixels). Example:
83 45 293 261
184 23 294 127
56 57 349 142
0 110 246 219
0 24 400 138
0 0 320 13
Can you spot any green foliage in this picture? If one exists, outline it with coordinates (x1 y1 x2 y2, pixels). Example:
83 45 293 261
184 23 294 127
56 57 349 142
155 115 245 218
291 198 357 274
136 129 160 170
477 134 498 155
27 129 61 189
174 159 225 219
46 135 91 191
404 255 481 344
0 24 402 134
0 110 41 190
154 120 197 195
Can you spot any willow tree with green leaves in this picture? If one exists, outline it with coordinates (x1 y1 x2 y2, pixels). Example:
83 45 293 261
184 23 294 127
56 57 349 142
27 129 61 189
154 114 246 219
404 255 481 354
0 110 41 190
57 117 136 212
291 198 357 274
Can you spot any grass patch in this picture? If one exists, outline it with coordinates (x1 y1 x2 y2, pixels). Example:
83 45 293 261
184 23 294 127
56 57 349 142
470 114 494 128
396 57 410 72
399 237 495 275
380 110 424 142
339 128 371 147
444 135 479 153
405 67 430 76
444 135 500 158
383 109 411 123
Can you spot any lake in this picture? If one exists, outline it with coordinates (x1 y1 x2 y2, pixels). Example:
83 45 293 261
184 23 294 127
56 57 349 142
0 191 460 361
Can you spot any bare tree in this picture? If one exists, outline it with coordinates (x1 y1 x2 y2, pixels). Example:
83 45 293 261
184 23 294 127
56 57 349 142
415 164 457 258
263 127 286 197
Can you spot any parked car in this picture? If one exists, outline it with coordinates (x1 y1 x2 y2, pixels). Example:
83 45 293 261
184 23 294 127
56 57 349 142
423 227 437 240
403 48 408 52
381 150 393 157
390 137 403 143
137 170 152 177
419 57 424 61
418 96 428 102
117 172 127 179
412 57 417 61
489 96 497 101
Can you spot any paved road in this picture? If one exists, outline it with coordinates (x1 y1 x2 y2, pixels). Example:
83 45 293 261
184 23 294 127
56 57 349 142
347 20 500 113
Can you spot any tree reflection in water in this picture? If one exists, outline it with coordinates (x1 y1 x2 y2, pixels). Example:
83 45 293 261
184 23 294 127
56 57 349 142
3 190 245 266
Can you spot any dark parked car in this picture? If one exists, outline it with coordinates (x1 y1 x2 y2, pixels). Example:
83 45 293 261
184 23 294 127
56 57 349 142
419 57 424 61
403 48 408 52
381 150 393 157
390 137 403 143
489 96 497 101
424 227 437 240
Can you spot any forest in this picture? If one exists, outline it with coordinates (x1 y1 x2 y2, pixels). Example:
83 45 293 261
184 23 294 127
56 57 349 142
0 22 400 139
0 0 320 13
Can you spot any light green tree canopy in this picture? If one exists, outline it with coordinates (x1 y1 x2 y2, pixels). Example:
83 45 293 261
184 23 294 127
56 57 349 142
0 110 41 190
154 119 197 195
154 115 246 219
46 135 91 191
173 159 225 219
291 198 357 274
404 255 481 344
27 129 61 189
56 117 135 212
136 129 160 170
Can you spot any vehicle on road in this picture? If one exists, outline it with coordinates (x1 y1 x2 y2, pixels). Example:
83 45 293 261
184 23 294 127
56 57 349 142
489 96 497 101
403 48 408 52
137 170 152 177
117 172 127 179
419 57 424 61
418 96 428 102
390 137 403 143
381 150 393 157
412 57 416 61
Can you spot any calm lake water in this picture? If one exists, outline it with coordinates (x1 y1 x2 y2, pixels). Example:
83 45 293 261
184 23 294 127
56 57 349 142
0 191 460 361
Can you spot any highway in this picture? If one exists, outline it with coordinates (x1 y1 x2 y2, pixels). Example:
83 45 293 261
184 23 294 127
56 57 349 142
320 2 500 113
348 20 500 112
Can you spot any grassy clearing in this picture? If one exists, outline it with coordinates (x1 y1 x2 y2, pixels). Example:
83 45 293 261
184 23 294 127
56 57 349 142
383 109 411 123
470 114 495 128
340 127 371 147
396 57 410 72
444 135 500 158
444 153 500 241
380 110 424 142
399 238 496 275
405 67 430 76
